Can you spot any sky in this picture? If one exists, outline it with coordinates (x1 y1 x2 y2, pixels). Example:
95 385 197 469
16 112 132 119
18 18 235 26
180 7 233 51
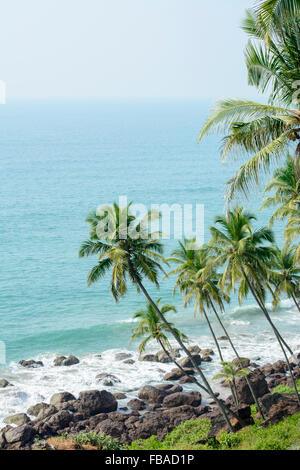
0 0 258 101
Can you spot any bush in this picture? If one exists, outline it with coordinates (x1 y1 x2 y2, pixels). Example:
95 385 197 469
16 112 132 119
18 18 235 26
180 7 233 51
272 379 300 395
72 432 122 450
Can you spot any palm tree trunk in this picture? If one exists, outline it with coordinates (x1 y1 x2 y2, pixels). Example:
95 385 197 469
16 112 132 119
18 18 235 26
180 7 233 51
207 295 265 420
202 307 224 361
291 293 300 313
128 263 235 432
232 379 239 408
241 267 300 406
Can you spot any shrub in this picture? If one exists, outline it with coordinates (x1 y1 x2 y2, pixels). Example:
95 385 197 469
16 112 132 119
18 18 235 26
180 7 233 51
72 432 122 450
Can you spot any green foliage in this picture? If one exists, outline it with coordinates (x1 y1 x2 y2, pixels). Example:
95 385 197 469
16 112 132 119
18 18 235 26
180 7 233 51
127 413 300 451
272 378 300 394
72 432 122 450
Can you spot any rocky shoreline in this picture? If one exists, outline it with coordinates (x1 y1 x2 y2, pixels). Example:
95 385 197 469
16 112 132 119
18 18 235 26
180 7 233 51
1 347 300 450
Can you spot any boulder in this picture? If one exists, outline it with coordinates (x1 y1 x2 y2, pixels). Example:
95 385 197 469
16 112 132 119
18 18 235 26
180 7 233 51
113 392 127 400
289 352 300 367
179 375 195 384
95 373 121 386
259 363 275 377
115 353 132 361
163 391 201 408
123 359 135 365
163 368 195 381
178 354 201 368
139 354 158 362
27 402 49 417
54 355 79 366
37 405 58 421
127 399 147 411
236 369 269 405
78 390 117 416
46 410 73 430
0 379 12 388
188 345 201 354
50 392 76 407
259 393 300 424
53 356 66 366
138 385 167 404
4 413 30 426
232 358 250 369
218 336 229 341
200 349 214 356
18 360 43 369
272 360 288 374
4 424 35 446
201 355 213 362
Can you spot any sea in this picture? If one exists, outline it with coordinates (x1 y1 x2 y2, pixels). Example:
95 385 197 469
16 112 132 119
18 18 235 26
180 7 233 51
0 100 299 426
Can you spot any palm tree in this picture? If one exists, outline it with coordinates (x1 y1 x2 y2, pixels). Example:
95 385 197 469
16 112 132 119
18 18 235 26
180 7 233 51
79 202 235 431
209 206 300 404
254 0 300 43
260 154 300 227
198 9 300 202
269 245 300 312
167 239 265 418
213 361 251 408
285 208 300 261
131 297 185 355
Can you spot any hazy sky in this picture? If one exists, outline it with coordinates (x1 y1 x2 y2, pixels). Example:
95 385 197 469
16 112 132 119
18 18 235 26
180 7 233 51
0 0 258 100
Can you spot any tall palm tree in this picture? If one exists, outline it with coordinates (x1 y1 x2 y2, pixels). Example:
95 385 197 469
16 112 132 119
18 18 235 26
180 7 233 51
79 202 235 431
198 9 300 202
285 208 300 261
167 239 265 418
209 206 300 404
269 245 300 311
260 154 300 226
254 0 300 43
131 298 185 355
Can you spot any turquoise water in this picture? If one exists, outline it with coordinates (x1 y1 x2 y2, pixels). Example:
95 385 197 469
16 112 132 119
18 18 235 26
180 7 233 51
0 100 296 365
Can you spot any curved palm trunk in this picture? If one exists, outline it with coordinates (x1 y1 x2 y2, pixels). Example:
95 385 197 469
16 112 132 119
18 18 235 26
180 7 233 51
241 268 300 406
128 264 235 432
291 293 300 313
202 307 224 361
207 296 265 420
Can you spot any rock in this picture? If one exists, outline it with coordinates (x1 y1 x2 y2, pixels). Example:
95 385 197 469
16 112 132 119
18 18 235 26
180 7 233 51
4 413 30 426
272 360 288 374
46 410 73 430
50 392 76 407
218 336 229 341
165 385 183 395
259 393 300 425
201 355 213 362
18 360 44 369
138 385 167 404
128 399 147 411
236 369 269 405
139 354 158 362
95 373 121 386
27 403 49 417
54 355 79 366
156 384 173 391
53 356 66 366
163 391 201 408
115 353 132 361
37 405 58 420
289 352 300 367
200 349 214 356
113 392 127 400
0 431 6 449
163 368 195 381
4 424 35 445
78 390 117 416
0 379 12 388
259 363 275 377
188 345 201 354
179 375 195 384
178 354 201 368
123 359 135 365
232 358 250 369
157 350 180 363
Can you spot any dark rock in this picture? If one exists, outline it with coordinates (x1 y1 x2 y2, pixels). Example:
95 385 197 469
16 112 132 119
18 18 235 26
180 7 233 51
115 353 132 361
63 355 80 366
4 413 30 426
178 354 201 369
272 360 288 374
179 375 195 384
19 360 44 369
0 379 13 388
4 424 35 445
95 373 121 386
163 391 201 408
139 354 158 362
259 393 300 424
128 399 146 411
27 402 49 417
200 349 214 356
78 390 117 416
50 392 76 407
156 384 173 391
37 405 58 420
188 346 201 354
138 385 167 404
259 363 275 377
46 410 73 430
54 356 66 366
289 352 300 367
218 336 229 341
163 367 195 381
113 392 127 400
123 359 135 365
201 355 213 362
232 358 250 369
236 369 269 405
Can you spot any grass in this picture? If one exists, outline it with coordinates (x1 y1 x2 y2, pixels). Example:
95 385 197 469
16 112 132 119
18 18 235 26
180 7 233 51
126 412 300 451
34 432 123 451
